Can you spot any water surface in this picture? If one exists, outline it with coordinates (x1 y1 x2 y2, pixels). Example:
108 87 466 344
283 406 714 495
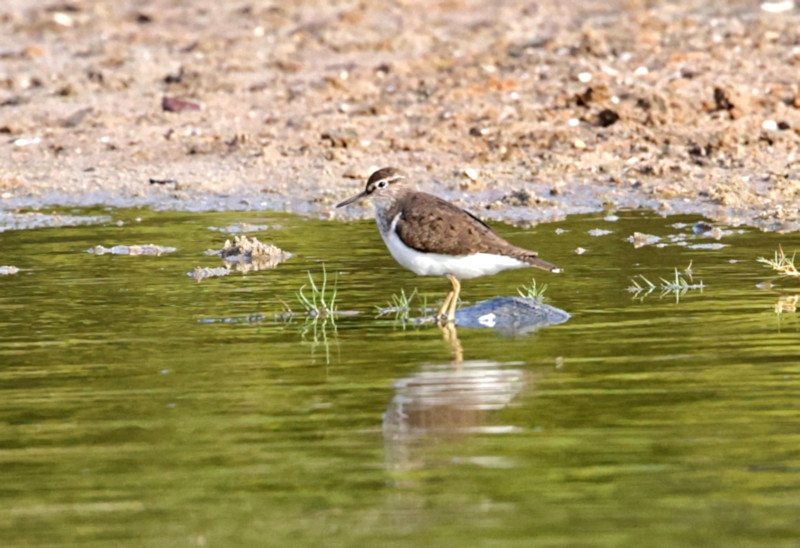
1 208 799 547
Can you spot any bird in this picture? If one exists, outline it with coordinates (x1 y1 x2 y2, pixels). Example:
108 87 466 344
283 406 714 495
336 167 561 324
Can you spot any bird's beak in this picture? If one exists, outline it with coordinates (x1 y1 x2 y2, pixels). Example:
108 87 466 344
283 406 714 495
336 189 368 208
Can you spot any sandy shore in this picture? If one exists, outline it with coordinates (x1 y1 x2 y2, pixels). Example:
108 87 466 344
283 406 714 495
1 0 799 230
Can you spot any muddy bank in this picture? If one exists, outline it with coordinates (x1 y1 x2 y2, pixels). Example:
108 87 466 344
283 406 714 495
1 0 798 231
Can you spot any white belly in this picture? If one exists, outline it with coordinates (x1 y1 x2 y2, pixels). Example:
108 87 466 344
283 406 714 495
380 214 528 279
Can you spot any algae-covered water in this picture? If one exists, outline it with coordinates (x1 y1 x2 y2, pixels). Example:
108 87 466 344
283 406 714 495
1 208 800 547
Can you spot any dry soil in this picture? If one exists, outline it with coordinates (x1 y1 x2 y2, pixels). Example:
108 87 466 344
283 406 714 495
1 0 799 230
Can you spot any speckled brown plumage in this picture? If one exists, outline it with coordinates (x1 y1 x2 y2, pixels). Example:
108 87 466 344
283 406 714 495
387 191 558 271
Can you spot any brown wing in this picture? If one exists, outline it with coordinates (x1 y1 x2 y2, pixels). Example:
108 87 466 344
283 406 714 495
394 192 525 256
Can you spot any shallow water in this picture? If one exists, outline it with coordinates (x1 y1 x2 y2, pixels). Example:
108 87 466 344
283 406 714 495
1 208 800 547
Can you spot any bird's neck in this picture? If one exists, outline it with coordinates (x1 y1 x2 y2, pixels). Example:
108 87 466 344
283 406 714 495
373 188 413 235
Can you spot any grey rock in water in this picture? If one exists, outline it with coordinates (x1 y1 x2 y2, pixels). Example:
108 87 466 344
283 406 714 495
453 296 570 334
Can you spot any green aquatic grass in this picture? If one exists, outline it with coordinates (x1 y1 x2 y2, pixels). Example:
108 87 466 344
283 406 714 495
376 289 432 325
628 274 657 293
758 245 800 278
296 265 337 319
376 288 417 322
517 278 548 301
660 268 704 292
629 267 703 302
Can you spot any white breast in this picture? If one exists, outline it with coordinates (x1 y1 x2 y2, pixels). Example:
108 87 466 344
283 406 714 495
379 213 528 280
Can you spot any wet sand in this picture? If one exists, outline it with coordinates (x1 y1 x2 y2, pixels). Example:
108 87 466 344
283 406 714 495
1 0 799 230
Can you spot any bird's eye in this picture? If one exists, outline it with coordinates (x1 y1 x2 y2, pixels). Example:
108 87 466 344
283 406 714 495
377 180 388 188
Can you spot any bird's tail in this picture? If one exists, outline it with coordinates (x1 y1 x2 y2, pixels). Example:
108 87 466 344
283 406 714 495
524 254 562 274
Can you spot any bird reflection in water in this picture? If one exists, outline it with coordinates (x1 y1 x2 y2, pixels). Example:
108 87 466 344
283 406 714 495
383 352 530 473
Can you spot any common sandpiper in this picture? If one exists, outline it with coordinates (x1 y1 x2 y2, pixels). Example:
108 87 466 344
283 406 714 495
336 167 561 324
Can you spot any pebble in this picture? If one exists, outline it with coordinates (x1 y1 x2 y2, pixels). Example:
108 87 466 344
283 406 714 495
761 120 778 131
761 0 795 12
321 128 359 148
162 96 201 112
692 221 714 234
627 232 661 248
687 243 727 250
13 137 40 147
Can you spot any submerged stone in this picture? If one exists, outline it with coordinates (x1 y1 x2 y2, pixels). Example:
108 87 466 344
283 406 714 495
452 296 570 334
207 235 291 273
187 266 231 281
87 244 177 255
628 232 661 248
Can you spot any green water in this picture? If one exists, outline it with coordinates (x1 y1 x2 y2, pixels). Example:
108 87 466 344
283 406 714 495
1 208 800 547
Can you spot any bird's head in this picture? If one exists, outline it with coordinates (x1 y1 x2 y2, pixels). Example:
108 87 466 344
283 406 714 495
336 167 409 208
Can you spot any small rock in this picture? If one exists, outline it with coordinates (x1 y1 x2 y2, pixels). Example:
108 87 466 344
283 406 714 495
207 223 270 234
761 0 795 12
713 86 749 118
0 266 19 275
342 166 370 179
22 46 45 59
627 232 661 248
321 128 359 148
597 109 620 127
162 96 201 112
87 244 177 256
62 107 93 128
687 243 727 250
574 247 586 255
13 137 40 147
208 235 291 273
761 120 778 131
502 190 533 206
692 222 724 239
187 266 231 282
149 178 178 186
52 12 74 27
692 221 714 234
588 228 613 237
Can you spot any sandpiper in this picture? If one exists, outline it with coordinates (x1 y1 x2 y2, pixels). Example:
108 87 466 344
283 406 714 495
336 167 561 323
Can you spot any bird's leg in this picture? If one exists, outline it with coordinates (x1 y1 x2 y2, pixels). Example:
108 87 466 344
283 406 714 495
437 288 454 324
446 274 461 323
440 322 463 363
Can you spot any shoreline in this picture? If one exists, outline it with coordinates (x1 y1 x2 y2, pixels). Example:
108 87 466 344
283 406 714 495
1 0 799 232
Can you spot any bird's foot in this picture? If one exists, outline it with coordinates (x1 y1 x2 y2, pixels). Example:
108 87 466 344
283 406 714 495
434 312 456 326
